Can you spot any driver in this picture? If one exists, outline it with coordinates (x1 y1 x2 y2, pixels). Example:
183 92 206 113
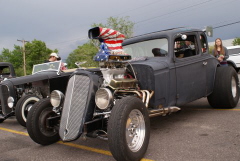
183 41 194 57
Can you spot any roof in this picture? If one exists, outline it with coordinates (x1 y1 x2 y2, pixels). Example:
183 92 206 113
123 27 203 45
0 62 14 66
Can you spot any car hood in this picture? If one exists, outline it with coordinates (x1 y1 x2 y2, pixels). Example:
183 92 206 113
130 57 169 71
1 71 70 86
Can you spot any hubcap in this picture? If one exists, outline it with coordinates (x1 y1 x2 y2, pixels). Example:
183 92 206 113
231 77 237 98
39 108 58 137
22 97 39 122
126 109 145 152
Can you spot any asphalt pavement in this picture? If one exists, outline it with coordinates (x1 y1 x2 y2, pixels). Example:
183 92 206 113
0 97 240 161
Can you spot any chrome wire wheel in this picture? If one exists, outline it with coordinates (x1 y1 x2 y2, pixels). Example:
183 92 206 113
231 76 237 98
126 109 146 152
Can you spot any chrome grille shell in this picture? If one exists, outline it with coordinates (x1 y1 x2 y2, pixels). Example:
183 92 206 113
0 84 12 115
59 74 91 141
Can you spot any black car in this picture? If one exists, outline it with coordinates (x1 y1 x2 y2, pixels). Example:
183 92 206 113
0 61 75 126
27 27 239 161
0 62 16 82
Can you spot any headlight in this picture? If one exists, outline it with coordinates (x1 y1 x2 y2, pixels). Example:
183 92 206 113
7 97 14 108
50 90 64 107
95 88 113 110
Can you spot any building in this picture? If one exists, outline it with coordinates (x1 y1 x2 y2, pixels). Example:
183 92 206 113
208 38 234 47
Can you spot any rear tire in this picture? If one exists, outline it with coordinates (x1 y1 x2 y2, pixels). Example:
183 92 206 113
26 98 60 145
108 96 150 161
207 67 239 108
15 94 40 127
228 64 239 73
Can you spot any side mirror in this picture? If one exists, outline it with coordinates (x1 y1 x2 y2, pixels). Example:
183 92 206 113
203 26 213 37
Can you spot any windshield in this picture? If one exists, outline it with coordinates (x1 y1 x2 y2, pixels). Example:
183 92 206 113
32 61 61 74
228 48 240 55
123 38 168 58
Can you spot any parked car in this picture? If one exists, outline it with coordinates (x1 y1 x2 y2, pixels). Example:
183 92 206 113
0 61 75 126
26 27 239 161
0 62 16 82
226 45 240 72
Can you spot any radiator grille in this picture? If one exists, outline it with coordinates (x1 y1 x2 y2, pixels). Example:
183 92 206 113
59 75 90 141
0 85 11 115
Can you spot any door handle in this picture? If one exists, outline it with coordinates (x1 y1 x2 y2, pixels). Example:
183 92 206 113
203 62 207 65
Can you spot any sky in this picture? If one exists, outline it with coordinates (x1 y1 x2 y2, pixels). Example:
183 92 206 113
1 0 240 61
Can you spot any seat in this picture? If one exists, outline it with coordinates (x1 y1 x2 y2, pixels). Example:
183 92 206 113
152 48 166 57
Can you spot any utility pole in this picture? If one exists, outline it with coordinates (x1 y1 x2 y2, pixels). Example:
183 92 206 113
17 39 29 76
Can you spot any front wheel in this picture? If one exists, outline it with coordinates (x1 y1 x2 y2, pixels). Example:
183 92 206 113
26 98 60 145
15 94 40 127
108 96 150 161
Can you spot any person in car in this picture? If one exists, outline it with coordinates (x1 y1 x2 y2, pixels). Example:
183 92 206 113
182 41 194 57
48 53 67 70
212 38 229 66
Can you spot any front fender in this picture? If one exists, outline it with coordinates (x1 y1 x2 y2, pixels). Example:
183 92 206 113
0 81 16 115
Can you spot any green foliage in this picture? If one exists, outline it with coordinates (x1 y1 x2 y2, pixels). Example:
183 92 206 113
0 46 23 76
0 40 57 76
209 45 214 55
232 37 240 46
25 39 56 74
66 43 98 69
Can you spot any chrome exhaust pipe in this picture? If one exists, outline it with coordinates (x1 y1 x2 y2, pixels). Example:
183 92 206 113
149 106 181 117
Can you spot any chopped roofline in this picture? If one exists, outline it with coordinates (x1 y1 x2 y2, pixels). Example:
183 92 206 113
126 27 202 40
123 27 203 46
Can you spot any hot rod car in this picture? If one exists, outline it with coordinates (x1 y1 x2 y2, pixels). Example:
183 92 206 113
0 61 74 126
0 62 16 82
26 27 239 161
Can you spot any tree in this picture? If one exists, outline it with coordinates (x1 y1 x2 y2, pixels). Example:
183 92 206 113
1 46 23 76
66 43 98 69
24 39 58 74
0 40 57 76
232 37 240 46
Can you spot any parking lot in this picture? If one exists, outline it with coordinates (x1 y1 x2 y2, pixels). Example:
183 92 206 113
0 97 240 161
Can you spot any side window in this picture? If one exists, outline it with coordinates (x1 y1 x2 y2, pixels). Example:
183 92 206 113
0 67 10 75
200 34 207 54
174 35 198 58
2 67 10 74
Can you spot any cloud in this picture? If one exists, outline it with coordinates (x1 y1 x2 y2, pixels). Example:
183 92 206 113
1 0 240 59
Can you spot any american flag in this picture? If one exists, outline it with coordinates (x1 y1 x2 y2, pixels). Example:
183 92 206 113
89 27 129 61
98 27 127 55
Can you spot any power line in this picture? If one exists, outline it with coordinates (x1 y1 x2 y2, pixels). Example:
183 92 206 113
213 20 240 29
135 0 215 24
38 1 164 40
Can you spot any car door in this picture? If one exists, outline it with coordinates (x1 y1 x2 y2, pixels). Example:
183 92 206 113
174 33 207 106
